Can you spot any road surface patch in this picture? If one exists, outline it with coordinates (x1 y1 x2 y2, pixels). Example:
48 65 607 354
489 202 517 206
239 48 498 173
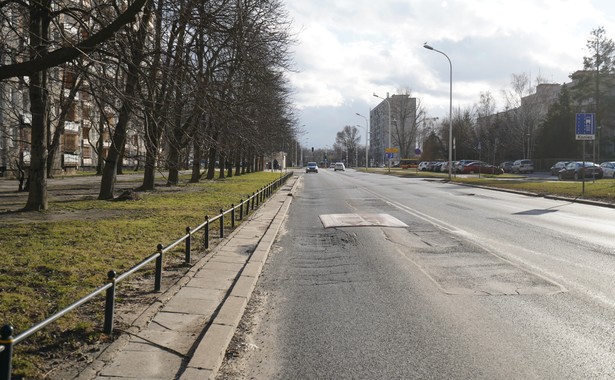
319 213 408 228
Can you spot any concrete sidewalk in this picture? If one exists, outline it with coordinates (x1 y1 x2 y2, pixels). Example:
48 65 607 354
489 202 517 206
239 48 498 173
75 174 299 380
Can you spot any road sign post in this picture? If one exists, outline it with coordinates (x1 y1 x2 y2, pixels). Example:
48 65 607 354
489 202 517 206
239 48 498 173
575 113 596 194
576 113 596 140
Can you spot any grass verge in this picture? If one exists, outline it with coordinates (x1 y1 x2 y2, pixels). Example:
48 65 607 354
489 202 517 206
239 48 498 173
0 171 284 379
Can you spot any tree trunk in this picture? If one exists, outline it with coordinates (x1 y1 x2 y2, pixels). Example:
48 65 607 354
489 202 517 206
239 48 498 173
167 143 180 185
96 121 104 175
24 1 51 211
218 153 226 179
117 142 125 175
206 144 217 180
139 148 157 191
234 154 241 176
190 141 201 183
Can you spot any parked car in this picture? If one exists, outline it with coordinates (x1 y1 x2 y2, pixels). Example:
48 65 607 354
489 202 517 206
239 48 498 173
460 161 504 175
334 162 345 171
512 159 534 174
600 161 615 178
306 162 319 173
550 161 569 176
440 161 449 172
499 161 513 173
558 161 603 180
454 160 476 173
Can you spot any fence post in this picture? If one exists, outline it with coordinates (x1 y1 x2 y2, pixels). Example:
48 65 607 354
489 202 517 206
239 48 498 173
239 199 244 220
231 204 235 228
204 215 210 249
155 244 163 292
104 270 117 335
251 193 255 210
220 208 224 238
0 325 14 380
185 226 191 264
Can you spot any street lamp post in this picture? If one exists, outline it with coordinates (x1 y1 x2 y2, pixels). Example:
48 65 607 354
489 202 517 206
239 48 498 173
355 113 369 171
423 43 453 180
373 93 391 172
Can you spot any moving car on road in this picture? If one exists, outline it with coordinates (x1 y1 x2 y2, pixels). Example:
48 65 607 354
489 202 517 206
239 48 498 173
334 162 345 171
306 162 319 173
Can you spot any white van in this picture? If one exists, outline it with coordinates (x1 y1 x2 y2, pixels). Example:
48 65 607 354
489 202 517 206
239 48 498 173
334 162 345 171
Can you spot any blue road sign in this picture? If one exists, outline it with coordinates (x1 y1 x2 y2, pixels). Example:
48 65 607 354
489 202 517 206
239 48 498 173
576 113 596 140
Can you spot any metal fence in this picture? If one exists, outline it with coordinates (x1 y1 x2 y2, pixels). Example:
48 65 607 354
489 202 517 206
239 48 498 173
0 171 294 380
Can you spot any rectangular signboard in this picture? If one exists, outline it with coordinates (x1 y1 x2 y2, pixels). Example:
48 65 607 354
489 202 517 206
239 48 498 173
385 147 399 153
576 113 596 140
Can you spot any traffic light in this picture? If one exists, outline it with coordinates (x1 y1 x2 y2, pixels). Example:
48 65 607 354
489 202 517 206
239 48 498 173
311 147 314 152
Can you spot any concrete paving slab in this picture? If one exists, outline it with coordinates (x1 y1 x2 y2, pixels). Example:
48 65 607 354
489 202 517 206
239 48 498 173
162 295 219 315
179 367 214 380
149 312 208 332
241 260 264 277
208 253 250 264
185 275 233 290
171 286 223 301
182 324 235 376
128 329 197 355
99 348 182 379
193 265 241 279
250 246 269 263
230 275 258 299
213 295 247 327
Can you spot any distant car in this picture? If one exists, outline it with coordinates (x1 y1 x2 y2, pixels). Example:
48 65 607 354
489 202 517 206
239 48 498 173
499 161 513 173
306 162 318 173
600 161 615 178
334 162 345 171
512 159 534 174
558 161 603 180
460 161 504 175
550 161 570 176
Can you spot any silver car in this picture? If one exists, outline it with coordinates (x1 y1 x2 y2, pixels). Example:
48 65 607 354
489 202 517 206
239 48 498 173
512 159 534 174
600 161 615 178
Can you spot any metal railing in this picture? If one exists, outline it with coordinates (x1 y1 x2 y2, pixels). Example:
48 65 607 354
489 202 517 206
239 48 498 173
0 171 293 380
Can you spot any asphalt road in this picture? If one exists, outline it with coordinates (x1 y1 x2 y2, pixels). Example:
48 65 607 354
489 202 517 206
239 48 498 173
221 168 615 379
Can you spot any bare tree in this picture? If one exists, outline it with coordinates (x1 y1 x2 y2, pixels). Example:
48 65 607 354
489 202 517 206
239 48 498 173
391 88 425 158
335 126 360 165
0 0 150 210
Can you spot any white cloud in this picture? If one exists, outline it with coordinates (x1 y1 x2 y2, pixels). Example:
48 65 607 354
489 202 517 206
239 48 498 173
283 0 615 147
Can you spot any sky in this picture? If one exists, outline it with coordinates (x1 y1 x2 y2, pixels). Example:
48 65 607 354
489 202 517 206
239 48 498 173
282 0 615 149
